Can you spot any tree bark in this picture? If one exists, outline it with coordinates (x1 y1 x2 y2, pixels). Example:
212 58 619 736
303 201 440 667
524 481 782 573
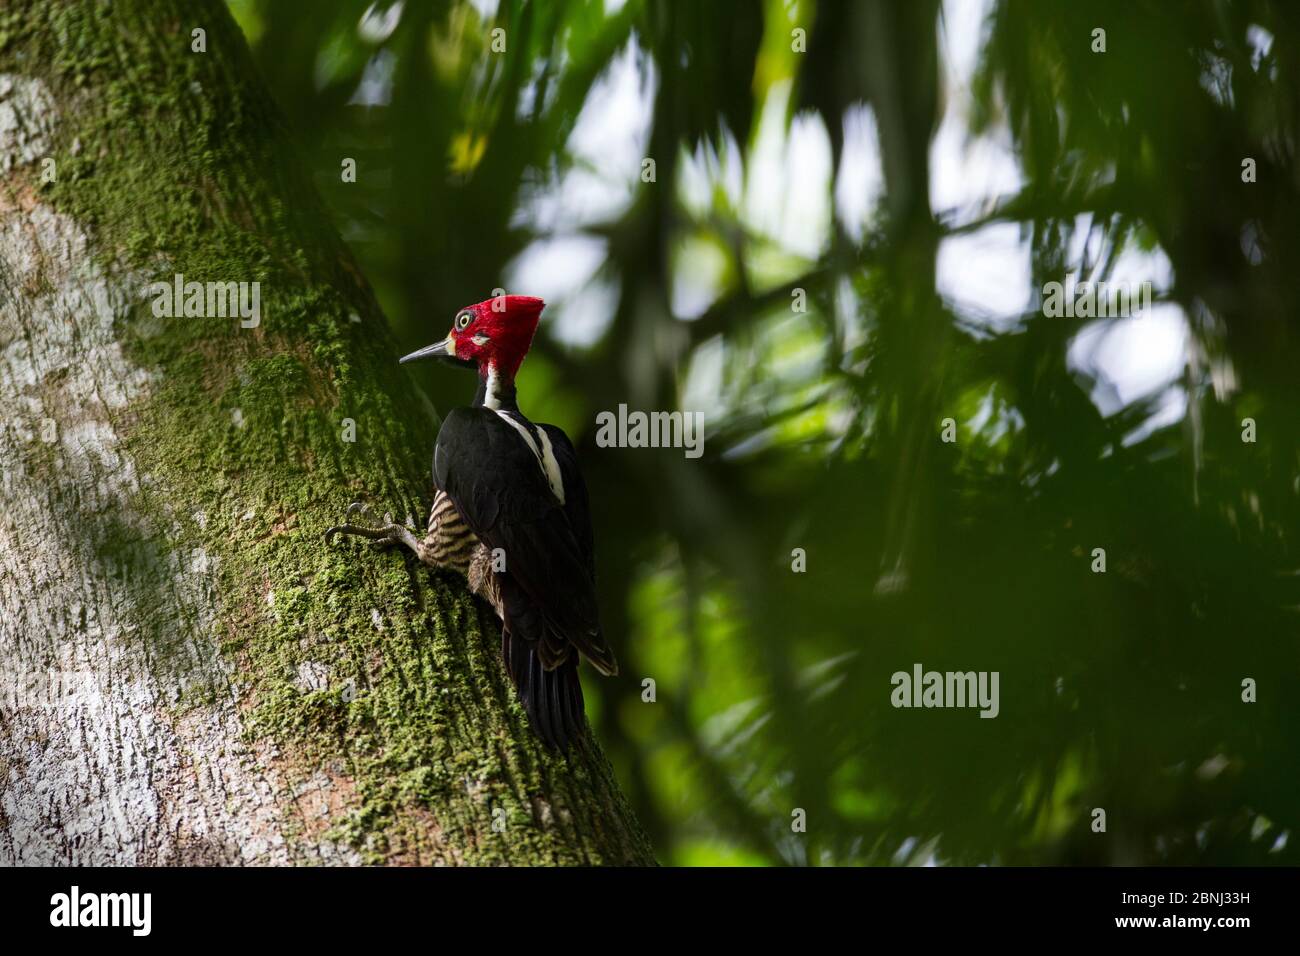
0 0 653 866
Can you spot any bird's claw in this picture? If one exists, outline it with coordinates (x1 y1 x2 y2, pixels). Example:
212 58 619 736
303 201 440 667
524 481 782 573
325 502 416 547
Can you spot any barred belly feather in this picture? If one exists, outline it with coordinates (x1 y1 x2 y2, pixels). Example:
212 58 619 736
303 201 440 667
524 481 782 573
428 491 501 615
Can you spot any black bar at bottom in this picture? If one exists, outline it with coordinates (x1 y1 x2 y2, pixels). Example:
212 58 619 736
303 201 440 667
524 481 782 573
0 865 1286 942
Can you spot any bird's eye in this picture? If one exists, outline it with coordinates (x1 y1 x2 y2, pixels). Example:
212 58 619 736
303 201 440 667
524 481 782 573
455 310 473 330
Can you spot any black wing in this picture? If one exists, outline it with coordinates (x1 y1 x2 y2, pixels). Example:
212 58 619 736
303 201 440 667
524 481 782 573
433 408 617 748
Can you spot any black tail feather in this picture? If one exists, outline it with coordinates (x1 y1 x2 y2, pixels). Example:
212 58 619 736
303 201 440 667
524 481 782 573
497 574 589 749
502 624 586 750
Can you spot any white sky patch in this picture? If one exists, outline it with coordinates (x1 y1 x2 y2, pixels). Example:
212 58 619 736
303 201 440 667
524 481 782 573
1065 213 1101 265
1247 24 1275 74
466 0 500 20
549 277 621 348
507 233 606 293
1107 240 1174 291
516 40 656 232
1122 387 1187 446
517 47 565 120
506 38 656 347
1067 303 1189 417
929 106 1022 216
965 390 1027 454
505 233 617 347
937 222 1031 330
1061 213 1174 288
742 81 832 260
346 49 395 105
681 334 726 416
358 2 403 43
940 198 1183 421
931 0 1022 215
941 0 989 83
835 104 884 241
678 131 744 220
835 275 867 353
1247 24 1274 59
1063 224 1184 424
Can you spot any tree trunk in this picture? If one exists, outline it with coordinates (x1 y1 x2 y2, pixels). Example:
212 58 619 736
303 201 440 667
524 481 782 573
0 0 653 866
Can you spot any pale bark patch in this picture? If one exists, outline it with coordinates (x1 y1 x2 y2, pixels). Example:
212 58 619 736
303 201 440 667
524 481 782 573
0 76 355 865
0 74 56 173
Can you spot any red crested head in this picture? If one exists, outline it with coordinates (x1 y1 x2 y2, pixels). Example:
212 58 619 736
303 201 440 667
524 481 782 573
399 294 544 381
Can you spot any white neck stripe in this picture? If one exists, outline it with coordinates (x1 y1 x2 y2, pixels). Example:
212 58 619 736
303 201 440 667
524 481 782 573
533 428 566 505
492 412 566 504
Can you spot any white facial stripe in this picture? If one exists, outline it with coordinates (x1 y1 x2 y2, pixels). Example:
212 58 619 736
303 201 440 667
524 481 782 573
493 412 566 504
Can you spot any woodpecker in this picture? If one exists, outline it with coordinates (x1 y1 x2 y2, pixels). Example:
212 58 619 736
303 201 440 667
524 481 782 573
325 295 617 750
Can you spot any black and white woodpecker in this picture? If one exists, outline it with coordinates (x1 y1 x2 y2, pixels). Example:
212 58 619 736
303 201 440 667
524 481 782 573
325 295 616 750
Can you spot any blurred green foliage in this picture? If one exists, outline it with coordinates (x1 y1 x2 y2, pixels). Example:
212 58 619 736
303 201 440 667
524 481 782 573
229 0 1299 864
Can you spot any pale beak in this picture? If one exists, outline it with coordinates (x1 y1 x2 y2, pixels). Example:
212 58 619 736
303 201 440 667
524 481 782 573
399 336 454 364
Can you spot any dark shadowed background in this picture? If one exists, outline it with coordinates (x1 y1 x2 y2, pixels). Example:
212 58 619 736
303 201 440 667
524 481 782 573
225 0 1299 865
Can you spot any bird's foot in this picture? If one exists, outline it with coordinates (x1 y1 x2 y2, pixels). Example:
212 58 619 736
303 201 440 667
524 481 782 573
324 501 422 552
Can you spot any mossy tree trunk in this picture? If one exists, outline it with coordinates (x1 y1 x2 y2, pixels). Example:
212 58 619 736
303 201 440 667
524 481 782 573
0 0 653 865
